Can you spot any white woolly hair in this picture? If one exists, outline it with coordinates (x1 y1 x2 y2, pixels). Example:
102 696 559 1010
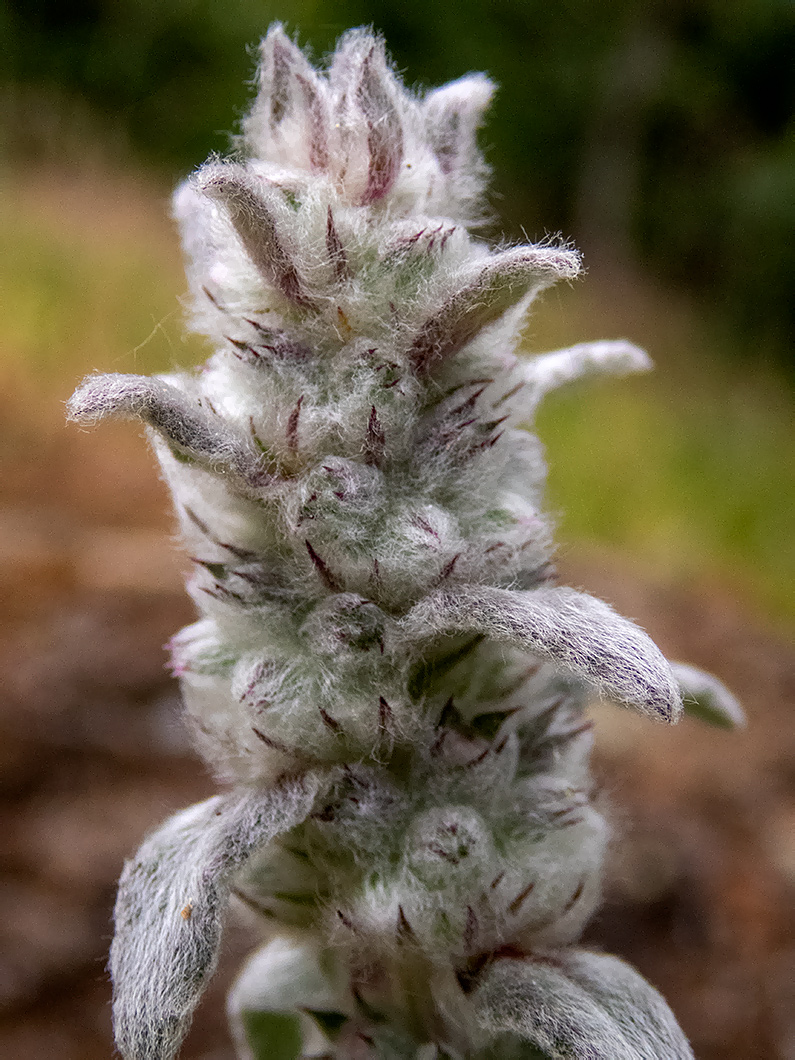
67 23 738 1060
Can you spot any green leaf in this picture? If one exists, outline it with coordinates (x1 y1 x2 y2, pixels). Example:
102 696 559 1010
228 935 345 1060
470 709 517 740
242 1012 303 1060
303 1009 349 1038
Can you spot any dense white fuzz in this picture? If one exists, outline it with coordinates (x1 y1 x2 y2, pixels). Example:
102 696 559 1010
399 586 682 721
69 23 739 1059
110 778 322 1060
406 245 580 375
516 340 652 420
472 952 695 1059
423 73 495 220
244 26 331 175
68 373 271 490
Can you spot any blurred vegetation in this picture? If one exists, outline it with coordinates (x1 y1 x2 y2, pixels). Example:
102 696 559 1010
0 1 793 626
2 0 793 363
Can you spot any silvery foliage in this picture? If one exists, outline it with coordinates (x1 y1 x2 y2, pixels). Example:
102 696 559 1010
69 24 743 1060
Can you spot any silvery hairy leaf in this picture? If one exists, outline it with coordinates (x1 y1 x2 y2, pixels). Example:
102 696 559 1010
471 950 694 1059
400 585 682 721
199 166 316 309
68 373 271 490
424 73 495 178
355 40 404 204
247 24 330 172
321 29 405 207
111 777 320 1060
408 246 581 375
672 661 745 729
515 341 652 420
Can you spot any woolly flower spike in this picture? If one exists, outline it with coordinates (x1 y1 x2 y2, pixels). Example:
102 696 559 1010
69 24 740 1060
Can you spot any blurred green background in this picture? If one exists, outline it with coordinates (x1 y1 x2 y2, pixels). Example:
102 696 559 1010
1 0 793 622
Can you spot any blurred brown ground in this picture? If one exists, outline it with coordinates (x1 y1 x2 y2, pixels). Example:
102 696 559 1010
1 410 794 1060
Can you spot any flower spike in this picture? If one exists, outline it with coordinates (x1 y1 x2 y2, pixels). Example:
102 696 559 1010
69 24 738 1060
